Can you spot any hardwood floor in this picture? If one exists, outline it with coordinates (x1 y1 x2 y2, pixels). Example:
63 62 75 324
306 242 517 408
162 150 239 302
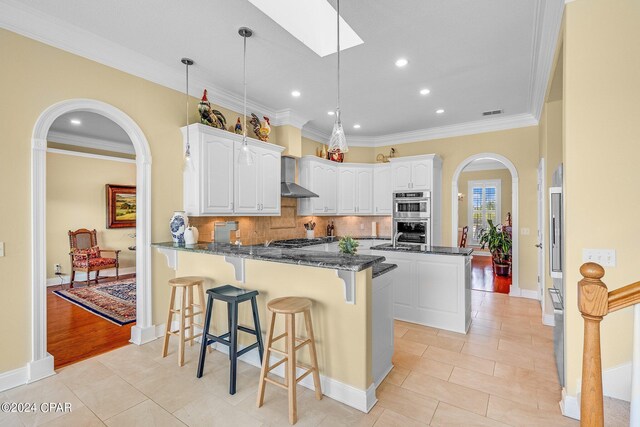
471 255 511 294
47 274 135 369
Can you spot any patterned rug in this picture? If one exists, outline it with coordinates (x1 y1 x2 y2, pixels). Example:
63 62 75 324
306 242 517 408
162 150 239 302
53 279 136 326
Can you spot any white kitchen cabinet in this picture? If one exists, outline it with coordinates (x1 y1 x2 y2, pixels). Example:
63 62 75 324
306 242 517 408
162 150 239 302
337 166 373 215
372 268 395 386
373 164 392 215
298 157 338 216
182 124 284 216
390 154 441 192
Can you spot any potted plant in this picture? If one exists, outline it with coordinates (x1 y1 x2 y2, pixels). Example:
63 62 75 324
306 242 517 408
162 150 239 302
338 236 359 255
478 219 512 277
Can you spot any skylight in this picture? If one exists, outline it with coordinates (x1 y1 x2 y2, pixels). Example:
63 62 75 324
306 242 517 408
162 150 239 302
248 0 364 57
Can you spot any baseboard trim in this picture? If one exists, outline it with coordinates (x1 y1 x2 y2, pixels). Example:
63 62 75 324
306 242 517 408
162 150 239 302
0 366 28 392
208 340 376 413
561 388 580 420
509 286 540 300
602 362 632 402
130 324 158 345
542 313 555 326
46 267 136 286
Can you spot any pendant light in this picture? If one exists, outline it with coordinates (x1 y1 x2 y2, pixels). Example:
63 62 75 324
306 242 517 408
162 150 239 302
237 27 255 166
327 0 348 153
181 57 195 172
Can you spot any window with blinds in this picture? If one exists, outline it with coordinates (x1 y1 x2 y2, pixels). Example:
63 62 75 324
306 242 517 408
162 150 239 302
468 180 502 245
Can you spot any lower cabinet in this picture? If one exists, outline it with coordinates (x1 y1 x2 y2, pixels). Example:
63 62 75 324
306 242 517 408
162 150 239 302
372 268 395 386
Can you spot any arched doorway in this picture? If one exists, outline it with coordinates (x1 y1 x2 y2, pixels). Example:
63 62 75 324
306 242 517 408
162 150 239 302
30 99 153 381
451 153 521 295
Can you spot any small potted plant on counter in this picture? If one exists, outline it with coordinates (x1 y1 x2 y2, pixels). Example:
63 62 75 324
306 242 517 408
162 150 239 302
478 219 512 277
338 236 359 255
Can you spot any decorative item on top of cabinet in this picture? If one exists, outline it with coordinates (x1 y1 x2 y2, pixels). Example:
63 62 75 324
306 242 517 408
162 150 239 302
250 113 271 142
198 89 227 130
234 118 242 134
170 211 189 244
376 148 396 163
329 150 344 162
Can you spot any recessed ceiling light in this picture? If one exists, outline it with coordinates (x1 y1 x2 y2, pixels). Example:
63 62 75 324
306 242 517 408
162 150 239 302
436 109 445 114
327 111 335 116
70 119 82 125
353 124 361 129
420 88 431 95
395 58 408 68
291 90 301 97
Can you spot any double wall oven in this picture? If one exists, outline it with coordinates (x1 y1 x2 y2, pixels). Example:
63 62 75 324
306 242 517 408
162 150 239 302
393 191 431 246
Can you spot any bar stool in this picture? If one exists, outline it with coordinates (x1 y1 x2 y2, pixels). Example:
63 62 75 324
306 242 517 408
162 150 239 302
197 285 264 395
257 297 322 425
162 276 207 367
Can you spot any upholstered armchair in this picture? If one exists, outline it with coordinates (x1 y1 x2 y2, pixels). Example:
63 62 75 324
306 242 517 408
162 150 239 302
68 228 120 287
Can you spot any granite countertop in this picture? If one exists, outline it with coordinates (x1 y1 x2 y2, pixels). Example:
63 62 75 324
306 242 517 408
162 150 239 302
152 242 385 272
269 236 390 248
372 263 398 278
370 243 474 256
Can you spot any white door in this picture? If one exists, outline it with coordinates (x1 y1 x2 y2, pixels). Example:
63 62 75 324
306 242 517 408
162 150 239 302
537 159 546 306
324 165 338 214
468 180 501 245
202 138 234 214
338 168 357 214
411 160 432 190
234 145 260 214
356 167 374 214
374 165 392 215
259 149 281 214
391 163 412 191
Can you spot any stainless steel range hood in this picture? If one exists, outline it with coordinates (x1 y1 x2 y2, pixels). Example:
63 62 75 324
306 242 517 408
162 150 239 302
281 156 318 198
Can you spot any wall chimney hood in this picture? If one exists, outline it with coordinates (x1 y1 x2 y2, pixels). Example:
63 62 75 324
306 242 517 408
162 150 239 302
281 156 318 198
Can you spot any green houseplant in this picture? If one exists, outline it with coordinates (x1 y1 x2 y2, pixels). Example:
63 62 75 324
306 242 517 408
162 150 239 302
338 236 359 255
478 219 512 276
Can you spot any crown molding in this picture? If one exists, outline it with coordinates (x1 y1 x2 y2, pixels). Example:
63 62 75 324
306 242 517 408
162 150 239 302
528 0 565 120
273 109 309 128
304 113 537 147
460 160 508 172
47 131 136 154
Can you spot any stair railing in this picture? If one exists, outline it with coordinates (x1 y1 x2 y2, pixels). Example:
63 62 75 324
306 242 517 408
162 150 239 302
578 262 640 426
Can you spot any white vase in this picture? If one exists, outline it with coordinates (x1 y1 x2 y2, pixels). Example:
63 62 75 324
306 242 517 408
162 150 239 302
306 230 315 239
184 226 199 245
170 211 189 244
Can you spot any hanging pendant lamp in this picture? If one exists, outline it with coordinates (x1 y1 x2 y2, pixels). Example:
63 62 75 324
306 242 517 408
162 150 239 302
327 0 348 153
181 57 195 172
237 27 255 166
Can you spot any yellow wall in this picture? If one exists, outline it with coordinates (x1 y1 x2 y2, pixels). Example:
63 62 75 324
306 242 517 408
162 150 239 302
457 168 513 233
46 151 137 278
176 252 373 389
563 0 640 396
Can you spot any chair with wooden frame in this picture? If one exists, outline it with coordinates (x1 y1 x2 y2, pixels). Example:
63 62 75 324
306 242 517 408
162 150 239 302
459 226 469 248
68 228 120 287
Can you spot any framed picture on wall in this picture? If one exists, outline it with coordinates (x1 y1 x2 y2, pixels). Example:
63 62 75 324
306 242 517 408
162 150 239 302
106 184 136 228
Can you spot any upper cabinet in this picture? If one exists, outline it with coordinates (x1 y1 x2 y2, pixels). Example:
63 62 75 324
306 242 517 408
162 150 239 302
182 124 284 216
373 164 392 215
337 165 373 215
298 157 338 215
390 154 441 192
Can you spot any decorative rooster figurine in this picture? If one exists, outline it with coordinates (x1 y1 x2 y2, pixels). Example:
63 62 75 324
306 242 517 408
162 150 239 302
234 117 243 134
198 89 227 129
250 113 271 142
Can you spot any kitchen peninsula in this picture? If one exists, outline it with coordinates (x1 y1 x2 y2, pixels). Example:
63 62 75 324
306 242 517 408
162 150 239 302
152 240 393 413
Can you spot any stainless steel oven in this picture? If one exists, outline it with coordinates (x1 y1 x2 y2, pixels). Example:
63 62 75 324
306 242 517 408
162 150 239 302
393 219 430 246
393 191 430 219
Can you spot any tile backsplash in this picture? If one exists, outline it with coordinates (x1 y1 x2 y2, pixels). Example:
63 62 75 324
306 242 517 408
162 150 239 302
189 198 392 245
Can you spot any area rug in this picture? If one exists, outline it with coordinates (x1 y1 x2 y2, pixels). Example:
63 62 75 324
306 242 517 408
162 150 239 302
53 279 136 326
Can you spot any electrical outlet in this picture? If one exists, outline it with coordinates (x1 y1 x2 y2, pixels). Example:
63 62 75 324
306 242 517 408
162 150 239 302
360 223 365 230
0 242 4 257
55 264 62 274
582 249 616 267
521 228 530 235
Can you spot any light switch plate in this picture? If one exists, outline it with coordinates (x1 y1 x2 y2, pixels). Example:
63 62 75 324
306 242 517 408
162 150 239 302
521 228 530 235
0 242 4 257
582 248 616 267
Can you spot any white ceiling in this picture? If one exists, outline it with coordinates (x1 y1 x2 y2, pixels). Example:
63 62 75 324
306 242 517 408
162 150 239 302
48 111 134 154
3 0 564 144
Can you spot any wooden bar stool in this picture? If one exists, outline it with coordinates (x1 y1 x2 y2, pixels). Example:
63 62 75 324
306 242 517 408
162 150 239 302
257 297 322 425
161 276 207 367
196 285 264 395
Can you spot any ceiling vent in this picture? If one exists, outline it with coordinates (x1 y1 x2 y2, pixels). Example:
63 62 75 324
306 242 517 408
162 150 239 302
482 109 503 116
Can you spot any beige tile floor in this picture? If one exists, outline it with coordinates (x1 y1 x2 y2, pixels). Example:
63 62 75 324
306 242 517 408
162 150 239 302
2 290 580 426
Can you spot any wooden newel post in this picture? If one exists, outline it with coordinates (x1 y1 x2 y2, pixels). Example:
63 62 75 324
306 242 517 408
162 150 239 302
578 262 608 427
